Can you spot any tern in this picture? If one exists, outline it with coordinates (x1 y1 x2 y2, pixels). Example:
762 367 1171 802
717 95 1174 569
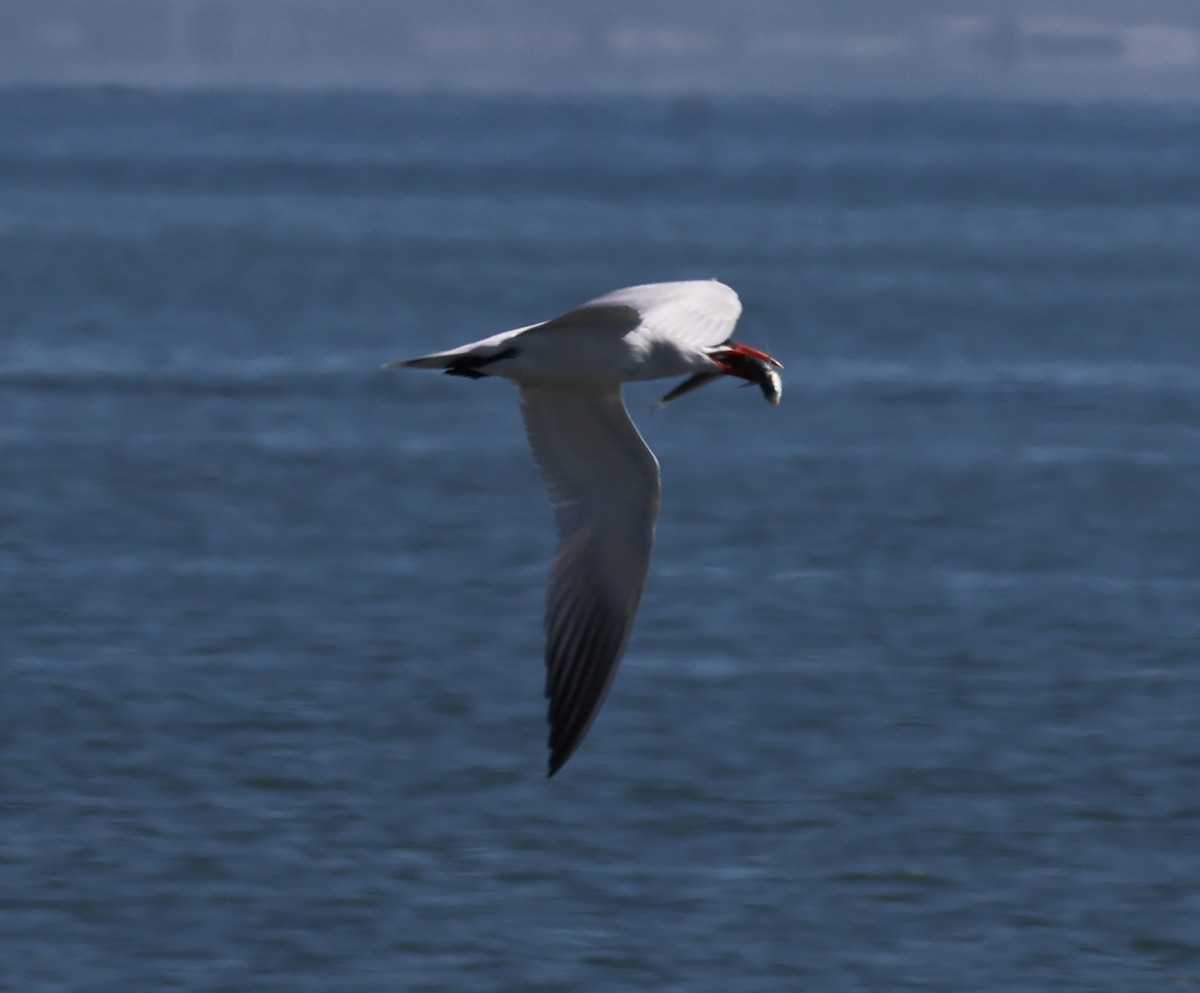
387 280 782 776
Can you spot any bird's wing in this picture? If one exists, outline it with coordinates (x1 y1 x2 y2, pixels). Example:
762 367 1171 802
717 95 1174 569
390 281 741 373
531 279 742 350
519 384 661 776
582 279 742 348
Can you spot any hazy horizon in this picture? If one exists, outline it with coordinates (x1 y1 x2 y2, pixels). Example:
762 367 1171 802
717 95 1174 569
3 0 1200 101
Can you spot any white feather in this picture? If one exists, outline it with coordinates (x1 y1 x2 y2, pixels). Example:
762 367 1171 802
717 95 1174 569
519 384 660 773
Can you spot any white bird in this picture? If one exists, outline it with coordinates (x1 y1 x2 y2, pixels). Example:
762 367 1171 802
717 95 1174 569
387 280 782 776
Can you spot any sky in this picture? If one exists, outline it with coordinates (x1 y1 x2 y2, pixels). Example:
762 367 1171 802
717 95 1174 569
2 0 1199 100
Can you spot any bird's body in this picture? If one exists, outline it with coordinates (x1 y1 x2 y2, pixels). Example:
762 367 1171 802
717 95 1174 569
388 280 781 775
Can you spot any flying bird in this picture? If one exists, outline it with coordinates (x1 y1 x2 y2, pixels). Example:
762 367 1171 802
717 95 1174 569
387 280 781 776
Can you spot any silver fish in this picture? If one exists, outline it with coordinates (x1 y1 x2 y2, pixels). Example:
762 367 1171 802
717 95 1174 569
657 353 783 407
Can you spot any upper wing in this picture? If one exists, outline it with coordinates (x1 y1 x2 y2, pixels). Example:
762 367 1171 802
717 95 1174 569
578 279 742 349
519 384 661 776
531 279 742 350
389 280 741 374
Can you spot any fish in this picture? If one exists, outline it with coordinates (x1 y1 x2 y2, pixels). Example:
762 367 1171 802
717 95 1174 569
657 352 783 407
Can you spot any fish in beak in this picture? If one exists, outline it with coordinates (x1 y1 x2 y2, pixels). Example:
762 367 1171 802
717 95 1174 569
657 341 783 407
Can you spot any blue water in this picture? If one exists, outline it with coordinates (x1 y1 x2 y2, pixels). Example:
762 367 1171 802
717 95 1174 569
2 89 1199 992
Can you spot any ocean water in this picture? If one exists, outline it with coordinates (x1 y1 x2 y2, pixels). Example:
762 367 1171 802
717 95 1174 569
2 89 1199 992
